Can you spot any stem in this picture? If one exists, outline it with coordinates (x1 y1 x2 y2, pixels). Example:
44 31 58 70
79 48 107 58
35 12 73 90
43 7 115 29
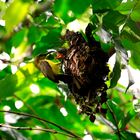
0 123 74 138
0 58 11 64
106 102 121 140
0 110 81 139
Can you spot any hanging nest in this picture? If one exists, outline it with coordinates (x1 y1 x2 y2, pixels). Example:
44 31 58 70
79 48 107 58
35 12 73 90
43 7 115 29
59 24 110 122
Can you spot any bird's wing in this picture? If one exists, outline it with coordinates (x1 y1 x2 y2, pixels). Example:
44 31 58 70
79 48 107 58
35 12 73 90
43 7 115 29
39 60 59 83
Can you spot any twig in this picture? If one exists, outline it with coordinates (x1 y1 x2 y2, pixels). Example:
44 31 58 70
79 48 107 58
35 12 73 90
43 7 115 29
0 110 81 139
0 58 11 64
106 102 121 140
0 123 74 138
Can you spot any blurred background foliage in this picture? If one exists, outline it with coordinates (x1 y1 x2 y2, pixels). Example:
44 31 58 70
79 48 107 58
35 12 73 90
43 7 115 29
0 0 140 140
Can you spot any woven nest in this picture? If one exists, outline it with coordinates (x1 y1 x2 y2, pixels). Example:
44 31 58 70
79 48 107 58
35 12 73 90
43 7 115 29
60 24 110 122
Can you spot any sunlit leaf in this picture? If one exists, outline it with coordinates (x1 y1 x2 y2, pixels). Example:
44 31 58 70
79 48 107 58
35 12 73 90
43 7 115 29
121 109 137 129
54 0 91 23
92 131 118 140
115 1 135 15
0 1 6 18
116 0 140 22
3 0 31 34
130 1 140 22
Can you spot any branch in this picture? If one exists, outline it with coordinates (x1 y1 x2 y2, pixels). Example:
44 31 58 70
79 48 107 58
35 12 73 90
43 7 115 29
0 124 74 138
0 58 11 64
0 110 81 139
106 102 121 140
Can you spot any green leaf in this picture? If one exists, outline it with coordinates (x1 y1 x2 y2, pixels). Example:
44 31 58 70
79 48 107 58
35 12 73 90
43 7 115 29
124 67 134 93
32 133 51 140
33 27 63 56
106 100 124 128
15 63 38 88
130 1 140 22
69 0 91 16
26 95 54 109
53 0 91 23
53 0 72 23
121 131 138 140
103 11 126 34
130 51 140 69
3 0 31 34
0 66 12 80
61 99 85 133
10 28 27 47
0 74 17 98
109 51 121 88
0 98 18 111
92 131 118 140
122 40 140 69
0 1 6 18
133 99 140 112
121 109 137 129
92 0 122 13
110 38 129 88
28 26 45 44
121 30 140 43
0 131 15 140
0 25 6 38
115 0 140 22
115 1 135 15
126 19 140 38
0 106 4 123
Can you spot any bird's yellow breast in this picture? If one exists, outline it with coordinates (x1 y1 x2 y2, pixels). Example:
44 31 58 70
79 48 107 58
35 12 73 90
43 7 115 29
46 60 61 75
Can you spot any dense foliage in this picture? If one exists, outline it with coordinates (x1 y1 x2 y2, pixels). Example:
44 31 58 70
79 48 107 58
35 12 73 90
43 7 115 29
0 0 140 140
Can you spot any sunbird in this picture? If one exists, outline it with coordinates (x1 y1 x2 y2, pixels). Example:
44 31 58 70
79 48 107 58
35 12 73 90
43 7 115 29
34 51 71 83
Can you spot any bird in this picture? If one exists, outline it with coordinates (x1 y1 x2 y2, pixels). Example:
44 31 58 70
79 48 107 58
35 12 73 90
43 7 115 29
34 51 72 83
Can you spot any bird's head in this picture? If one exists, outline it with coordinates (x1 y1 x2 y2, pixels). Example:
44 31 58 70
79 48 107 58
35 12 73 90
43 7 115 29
56 48 67 59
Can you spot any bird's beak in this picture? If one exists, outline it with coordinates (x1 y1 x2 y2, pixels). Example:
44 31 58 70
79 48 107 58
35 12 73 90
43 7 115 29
56 52 65 59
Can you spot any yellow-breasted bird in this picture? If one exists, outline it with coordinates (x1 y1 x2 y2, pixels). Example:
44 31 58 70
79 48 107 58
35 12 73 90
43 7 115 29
34 51 72 83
